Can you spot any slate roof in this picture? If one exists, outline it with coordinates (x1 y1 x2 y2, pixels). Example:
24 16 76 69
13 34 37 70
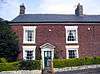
11 14 100 23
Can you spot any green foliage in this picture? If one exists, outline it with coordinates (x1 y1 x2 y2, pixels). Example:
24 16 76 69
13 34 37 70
0 62 19 71
19 60 41 70
0 21 19 61
53 57 100 68
0 60 41 71
0 58 7 63
0 57 100 71
92 57 100 64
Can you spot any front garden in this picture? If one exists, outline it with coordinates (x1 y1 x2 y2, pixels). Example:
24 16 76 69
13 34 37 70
0 57 100 71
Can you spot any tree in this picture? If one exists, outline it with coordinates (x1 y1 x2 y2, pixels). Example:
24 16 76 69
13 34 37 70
0 20 19 61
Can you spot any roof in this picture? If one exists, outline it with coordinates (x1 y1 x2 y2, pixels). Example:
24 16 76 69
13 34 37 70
11 14 100 23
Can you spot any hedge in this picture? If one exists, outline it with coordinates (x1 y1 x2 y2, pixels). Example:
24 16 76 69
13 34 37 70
19 60 41 70
0 62 19 71
0 58 7 63
0 60 41 71
0 57 100 71
53 57 100 68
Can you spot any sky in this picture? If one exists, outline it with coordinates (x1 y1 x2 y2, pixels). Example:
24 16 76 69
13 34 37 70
0 0 100 21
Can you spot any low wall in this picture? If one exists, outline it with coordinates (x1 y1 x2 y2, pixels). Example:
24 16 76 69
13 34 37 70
54 64 100 72
0 70 41 74
0 64 100 74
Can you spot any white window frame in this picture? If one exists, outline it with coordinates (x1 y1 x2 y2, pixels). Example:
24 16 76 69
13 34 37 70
23 26 36 44
23 46 36 60
66 45 79 59
65 26 78 44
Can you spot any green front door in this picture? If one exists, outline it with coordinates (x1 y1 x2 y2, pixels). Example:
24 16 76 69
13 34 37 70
44 51 52 67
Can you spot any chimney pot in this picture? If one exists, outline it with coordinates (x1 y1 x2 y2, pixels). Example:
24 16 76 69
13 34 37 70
75 3 83 16
20 3 25 15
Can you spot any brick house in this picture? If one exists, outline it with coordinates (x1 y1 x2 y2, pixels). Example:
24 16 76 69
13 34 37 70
10 3 100 68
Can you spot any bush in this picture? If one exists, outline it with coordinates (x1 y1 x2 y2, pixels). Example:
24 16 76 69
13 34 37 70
0 62 19 71
0 57 100 71
0 58 7 63
19 60 41 70
93 57 100 64
0 60 41 71
53 57 100 68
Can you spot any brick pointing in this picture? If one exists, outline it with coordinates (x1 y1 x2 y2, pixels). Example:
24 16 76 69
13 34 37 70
36 25 66 59
78 25 100 57
11 25 23 60
11 24 100 59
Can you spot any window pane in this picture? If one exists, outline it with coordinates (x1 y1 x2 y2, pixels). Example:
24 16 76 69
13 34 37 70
67 30 76 41
68 50 76 58
26 30 34 41
47 51 51 57
44 51 47 57
25 50 33 60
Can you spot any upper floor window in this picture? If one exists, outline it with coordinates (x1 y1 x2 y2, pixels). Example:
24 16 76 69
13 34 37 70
67 30 76 41
23 26 36 44
26 30 33 41
65 26 78 44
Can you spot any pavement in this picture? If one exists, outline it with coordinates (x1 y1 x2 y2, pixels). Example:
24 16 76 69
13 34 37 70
55 68 100 74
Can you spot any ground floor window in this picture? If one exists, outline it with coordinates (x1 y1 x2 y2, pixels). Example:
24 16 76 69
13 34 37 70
23 46 36 60
66 45 79 59
25 50 33 60
68 50 77 58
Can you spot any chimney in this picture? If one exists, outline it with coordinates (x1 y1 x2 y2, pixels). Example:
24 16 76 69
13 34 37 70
75 3 83 16
20 3 25 15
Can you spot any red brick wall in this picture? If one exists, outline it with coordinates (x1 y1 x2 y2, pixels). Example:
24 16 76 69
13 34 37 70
36 25 66 59
78 25 100 57
11 24 100 59
93 26 100 56
11 25 23 60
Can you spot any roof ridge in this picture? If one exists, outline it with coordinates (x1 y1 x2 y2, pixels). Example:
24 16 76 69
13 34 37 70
11 14 100 23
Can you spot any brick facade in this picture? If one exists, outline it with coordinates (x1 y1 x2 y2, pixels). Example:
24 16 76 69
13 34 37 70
78 25 100 57
11 25 23 60
11 24 100 60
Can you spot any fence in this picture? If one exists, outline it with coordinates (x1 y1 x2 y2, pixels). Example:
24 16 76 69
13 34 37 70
0 70 41 74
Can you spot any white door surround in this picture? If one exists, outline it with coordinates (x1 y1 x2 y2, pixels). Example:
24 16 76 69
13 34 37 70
40 43 55 69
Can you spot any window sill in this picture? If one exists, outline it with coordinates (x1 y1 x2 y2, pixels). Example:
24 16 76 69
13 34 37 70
23 41 35 44
66 41 78 44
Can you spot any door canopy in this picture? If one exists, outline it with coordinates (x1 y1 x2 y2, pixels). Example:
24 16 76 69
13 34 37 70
40 43 55 49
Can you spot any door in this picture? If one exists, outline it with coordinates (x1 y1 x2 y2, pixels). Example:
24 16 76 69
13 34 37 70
44 51 52 67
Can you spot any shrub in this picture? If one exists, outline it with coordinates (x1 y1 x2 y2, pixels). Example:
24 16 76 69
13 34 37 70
0 58 7 63
19 60 41 70
0 62 19 71
93 57 100 64
0 57 100 71
0 60 41 71
53 59 64 68
53 57 100 68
